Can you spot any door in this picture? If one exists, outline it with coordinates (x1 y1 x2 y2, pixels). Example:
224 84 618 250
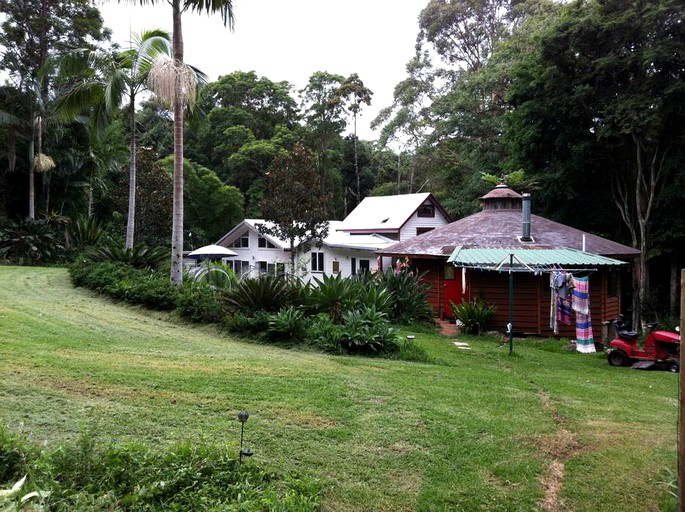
443 265 466 318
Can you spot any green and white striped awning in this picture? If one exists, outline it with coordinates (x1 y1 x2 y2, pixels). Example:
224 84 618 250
447 246 627 272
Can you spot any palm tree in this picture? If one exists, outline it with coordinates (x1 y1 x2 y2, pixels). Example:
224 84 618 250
129 0 235 285
58 30 172 248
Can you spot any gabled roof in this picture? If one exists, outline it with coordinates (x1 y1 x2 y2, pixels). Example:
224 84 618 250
216 219 396 252
338 193 450 232
379 209 640 260
216 219 290 250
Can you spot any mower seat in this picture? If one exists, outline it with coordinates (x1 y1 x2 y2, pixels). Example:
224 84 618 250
617 329 639 340
613 320 638 340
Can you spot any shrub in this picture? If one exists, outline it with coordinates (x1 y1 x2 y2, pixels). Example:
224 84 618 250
69 261 132 293
69 260 178 310
114 271 178 310
225 275 300 314
0 426 37 484
268 306 306 340
84 242 168 270
0 426 322 511
0 218 66 264
305 313 344 353
354 285 394 315
308 273 357 323
66 216 104 252
223 310 272 337
176 283 226 323
377 269 435 324
450 299 497 335
339 306 399 355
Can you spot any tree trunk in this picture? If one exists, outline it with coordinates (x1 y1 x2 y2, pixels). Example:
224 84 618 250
170 0 185 285
125 93 137 249
28 166 35 220
353 114 360 203
87 181 93 218
670 256 678 317
614 135 665 330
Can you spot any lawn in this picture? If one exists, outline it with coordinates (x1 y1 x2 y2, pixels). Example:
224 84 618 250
0 266 678 511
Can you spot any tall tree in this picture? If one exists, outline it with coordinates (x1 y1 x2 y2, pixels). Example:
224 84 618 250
504 0 685 327
185 71 300 214
299 71 346 201
132 0 235 285
372 52 438 193
159 156 244 244
58 29 172 248
0 0 110 219
259 143 330 271
336 73 373 209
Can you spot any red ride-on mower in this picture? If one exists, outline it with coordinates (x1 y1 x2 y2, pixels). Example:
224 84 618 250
607 319 681 373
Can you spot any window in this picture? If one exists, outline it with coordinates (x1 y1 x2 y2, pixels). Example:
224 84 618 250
444 265 455 280
416 227 434 236
258 235 275 249
417 204 435 218
230 232 249 248
359 259 370 273
607 273 618 297
228 260 250 276
259 261 268 273
332 260 340 274
311 252 324 272
351 258 357 275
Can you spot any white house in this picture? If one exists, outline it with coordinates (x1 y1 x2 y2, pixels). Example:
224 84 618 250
337 193 451 241
213 193 452 280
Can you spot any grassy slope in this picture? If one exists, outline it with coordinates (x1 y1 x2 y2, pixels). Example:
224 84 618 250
0 266 677 511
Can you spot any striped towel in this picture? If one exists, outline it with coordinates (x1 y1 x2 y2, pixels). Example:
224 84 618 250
572 277 595 353
572 276 590 315
575 311 596 353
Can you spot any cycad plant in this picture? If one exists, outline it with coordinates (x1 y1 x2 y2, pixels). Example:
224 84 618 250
450 299 497 335
308 273 357 323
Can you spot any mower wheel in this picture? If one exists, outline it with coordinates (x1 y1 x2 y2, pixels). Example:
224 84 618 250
668 361 679 373
608 349 628 367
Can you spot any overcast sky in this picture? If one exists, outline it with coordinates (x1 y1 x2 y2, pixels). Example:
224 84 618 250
97 0 428 140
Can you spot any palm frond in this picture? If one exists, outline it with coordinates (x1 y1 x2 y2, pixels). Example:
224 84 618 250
184 0 235 29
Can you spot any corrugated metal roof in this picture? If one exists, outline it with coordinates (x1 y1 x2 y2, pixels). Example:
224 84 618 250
379 210 640 258
338 193 432 231
447 246 627 268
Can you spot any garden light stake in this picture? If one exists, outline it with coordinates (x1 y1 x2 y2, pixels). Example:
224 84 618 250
238 410 253 463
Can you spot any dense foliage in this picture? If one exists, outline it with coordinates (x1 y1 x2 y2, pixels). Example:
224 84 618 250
0 0 683 318
0 425 321 511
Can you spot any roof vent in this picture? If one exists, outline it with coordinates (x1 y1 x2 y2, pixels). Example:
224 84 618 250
381 218 389 224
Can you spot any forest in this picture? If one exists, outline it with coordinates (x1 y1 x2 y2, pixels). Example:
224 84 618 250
0 0 683 322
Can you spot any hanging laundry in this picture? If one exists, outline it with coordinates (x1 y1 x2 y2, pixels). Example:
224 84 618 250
572 276 595 353
553 270 568 297
549 273 558 334
557 297 572 325
575 310 596 353
572 276 590 315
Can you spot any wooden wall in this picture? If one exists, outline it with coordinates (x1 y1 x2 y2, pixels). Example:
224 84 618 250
415 259 622 338
414 259 444 316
